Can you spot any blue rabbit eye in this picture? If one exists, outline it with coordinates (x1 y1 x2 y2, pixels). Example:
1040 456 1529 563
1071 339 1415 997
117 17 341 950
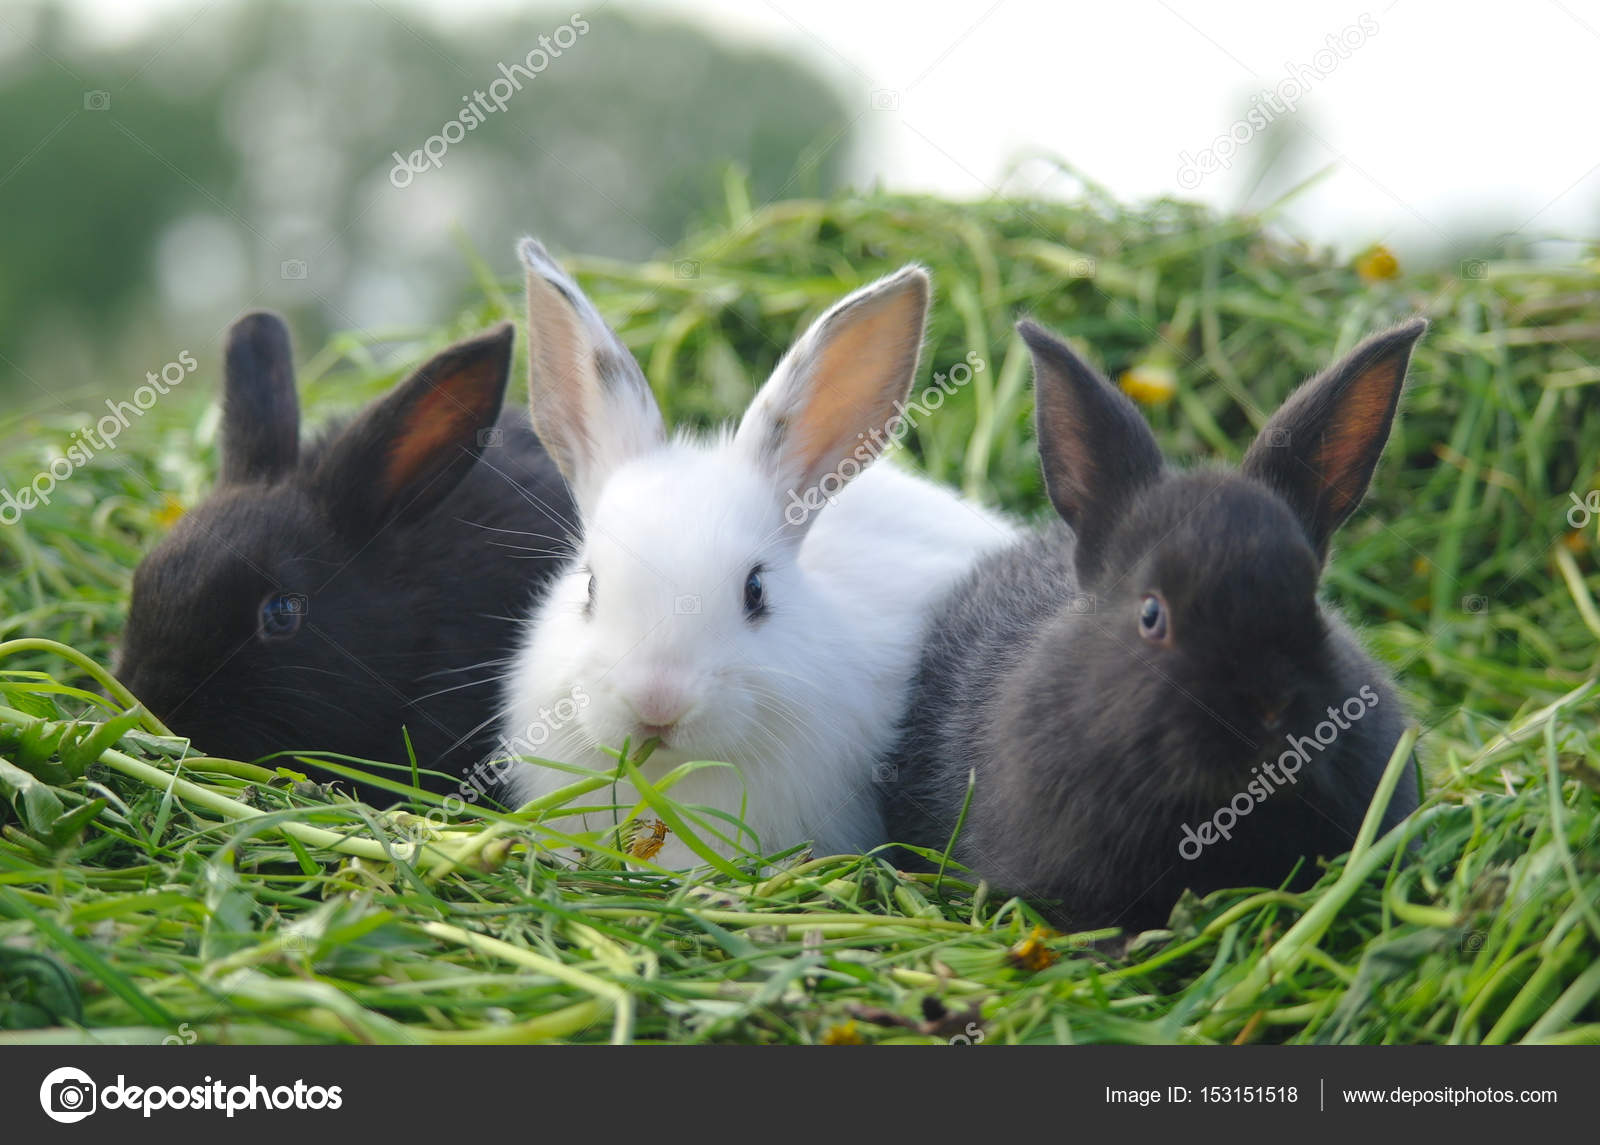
743 566 765 618
1138 593 1168 643
258 592 306 641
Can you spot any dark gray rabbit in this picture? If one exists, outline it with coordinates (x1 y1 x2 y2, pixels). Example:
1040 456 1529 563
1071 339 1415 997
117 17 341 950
884 318 1427 930
117 312 574 798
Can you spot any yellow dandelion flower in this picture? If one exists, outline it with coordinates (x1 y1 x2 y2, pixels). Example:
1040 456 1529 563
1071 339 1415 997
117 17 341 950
628 818 669 861
1118 362 1176 407
820 1021 863 1045
1356 244 1400 283
1007 925 1060 971
156 495 186 528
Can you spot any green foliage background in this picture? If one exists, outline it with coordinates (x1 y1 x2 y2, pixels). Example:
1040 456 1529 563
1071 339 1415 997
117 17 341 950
0 1 853 396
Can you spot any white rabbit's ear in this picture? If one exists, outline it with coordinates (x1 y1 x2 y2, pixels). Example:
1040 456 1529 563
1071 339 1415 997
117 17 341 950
735 266 929 530
521 238 664 511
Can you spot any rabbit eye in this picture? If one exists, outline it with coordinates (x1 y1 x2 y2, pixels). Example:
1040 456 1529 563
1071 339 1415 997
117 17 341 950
1138 593 1168 643
258 592 306 642
585 573 597 616
743 565 766 619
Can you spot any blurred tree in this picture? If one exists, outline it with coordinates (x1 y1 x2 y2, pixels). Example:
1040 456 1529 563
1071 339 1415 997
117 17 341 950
0 0 855 398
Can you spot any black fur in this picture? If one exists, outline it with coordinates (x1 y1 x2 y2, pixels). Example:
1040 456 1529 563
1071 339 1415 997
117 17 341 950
116 315 575 799
884 319 1426 931
219 312 298 484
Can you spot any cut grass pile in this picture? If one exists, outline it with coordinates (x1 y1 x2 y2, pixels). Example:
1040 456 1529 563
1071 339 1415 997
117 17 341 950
1 175 1598 1043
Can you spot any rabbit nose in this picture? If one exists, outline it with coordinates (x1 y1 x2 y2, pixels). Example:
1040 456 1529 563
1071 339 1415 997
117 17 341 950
1258 694 1292 731
627 687 691 733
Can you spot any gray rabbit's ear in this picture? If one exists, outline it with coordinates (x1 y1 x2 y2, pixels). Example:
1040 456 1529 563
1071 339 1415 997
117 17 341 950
1019 321 1164 582
521 237 663 514
1242 319 1425 560
220 311 299 485
312 323 515 533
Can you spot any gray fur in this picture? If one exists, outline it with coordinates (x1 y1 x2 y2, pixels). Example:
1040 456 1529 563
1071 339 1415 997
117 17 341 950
883 321 1425 931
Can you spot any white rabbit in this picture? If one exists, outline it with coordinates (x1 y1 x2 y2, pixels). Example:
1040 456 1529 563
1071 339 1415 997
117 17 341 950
498 239 1018 867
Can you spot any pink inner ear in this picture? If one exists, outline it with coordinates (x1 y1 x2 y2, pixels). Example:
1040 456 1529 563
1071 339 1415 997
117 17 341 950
1318 360 1402 516
793 323 913 477
383 382 478 496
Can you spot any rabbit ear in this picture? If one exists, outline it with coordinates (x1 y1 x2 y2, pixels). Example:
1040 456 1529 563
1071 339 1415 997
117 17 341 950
1242 319 1426 560
1020 321 1164 582
220 311 299 485
734 266 929 532
521 238 663 512
313 323 515 533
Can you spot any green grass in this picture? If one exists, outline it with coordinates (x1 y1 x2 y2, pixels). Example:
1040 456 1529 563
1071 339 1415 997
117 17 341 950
2 175 1599 1044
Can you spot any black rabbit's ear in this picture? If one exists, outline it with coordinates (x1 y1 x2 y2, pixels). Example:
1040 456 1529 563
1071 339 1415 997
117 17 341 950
220 311 299 485
1242 319 1426 560
1020 321 1164 581
314 323 514 533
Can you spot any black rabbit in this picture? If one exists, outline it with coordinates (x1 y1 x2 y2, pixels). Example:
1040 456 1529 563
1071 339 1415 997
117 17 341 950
117 312 574 798
884 318 1427 930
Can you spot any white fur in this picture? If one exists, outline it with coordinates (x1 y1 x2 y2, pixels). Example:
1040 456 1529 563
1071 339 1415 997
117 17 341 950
501 246 1018 866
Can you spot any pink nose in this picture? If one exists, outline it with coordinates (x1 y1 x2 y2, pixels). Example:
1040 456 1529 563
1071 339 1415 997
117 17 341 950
628 689 690 731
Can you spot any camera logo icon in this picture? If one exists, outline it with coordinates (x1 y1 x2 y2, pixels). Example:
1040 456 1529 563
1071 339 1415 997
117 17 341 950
476 426 504 448
673 594 701 615
870 89 901 110
280 259 308 280
39 1066 97 1123
83 90 111 111
673 258 700 280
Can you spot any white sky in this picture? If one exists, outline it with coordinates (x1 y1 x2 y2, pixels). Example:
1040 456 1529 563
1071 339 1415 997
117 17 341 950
51 0 1600 258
